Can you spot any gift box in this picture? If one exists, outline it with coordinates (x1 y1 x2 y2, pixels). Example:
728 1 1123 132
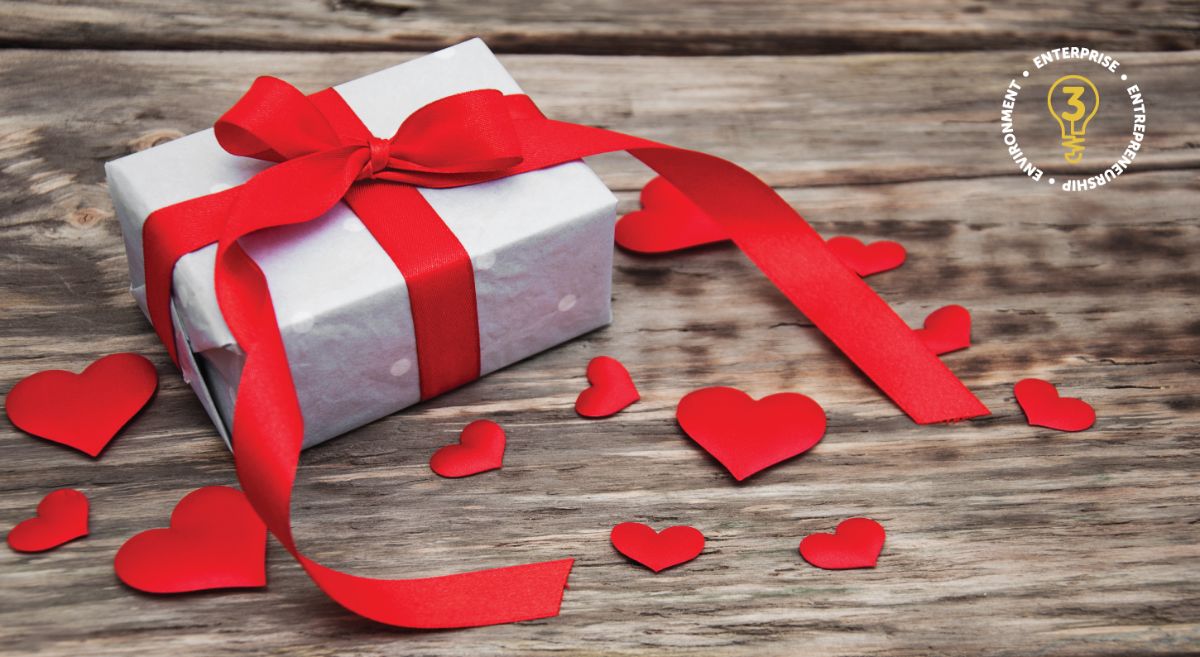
107 39 619 448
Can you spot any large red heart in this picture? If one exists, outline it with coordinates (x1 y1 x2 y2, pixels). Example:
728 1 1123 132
5 353 158 457
1014 378 1095 432
575 356 640 418
915 304 971 355
615 176 728 253
826 236 907 277
429 420 506 478
676 386 826 481
114 486 267 593
610 522 704 572
799 517 886 570
7 489 89 553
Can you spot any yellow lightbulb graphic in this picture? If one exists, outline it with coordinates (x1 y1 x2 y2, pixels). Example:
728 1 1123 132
1047 74 1100 164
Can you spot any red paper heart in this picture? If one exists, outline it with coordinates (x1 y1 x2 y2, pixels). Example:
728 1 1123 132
915 304 971 355
799 517 886 570
826 236 906 277
114 486 267 593
1014 378 1095 432
5 353 158 457
575 356 640 418
610 522 704 572
7 489 89 553
676 386 826 481
430 420 506 478
615 176 729 253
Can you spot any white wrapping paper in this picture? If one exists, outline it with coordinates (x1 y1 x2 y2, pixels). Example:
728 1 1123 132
107 39 618 448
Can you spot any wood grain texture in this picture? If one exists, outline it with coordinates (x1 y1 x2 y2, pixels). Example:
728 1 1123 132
0 0 1197 54
1 49 1198 657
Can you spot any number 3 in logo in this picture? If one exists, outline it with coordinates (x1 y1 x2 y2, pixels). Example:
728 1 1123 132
1047 75 1099 164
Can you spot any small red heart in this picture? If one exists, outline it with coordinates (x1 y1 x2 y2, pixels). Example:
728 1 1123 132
1014 379 1095 432
615 176 729 253
610 522 704 572
826 236 906 277
575 356 640 418
915 304 971 355
799 517 886 570
7 489 89 553
676 386 826 481
430 420 506 478
114 486 267 593
5 353 158 457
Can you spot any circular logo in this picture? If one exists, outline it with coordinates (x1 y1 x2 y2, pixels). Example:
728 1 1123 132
999 47 1148 192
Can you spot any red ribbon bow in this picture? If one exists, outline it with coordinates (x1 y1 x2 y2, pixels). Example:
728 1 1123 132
140 76 988 629
216 77 533 184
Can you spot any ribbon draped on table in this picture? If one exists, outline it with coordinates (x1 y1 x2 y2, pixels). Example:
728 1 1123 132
141 77 989 628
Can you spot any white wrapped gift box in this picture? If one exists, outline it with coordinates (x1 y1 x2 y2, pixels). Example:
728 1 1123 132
107 39 618 448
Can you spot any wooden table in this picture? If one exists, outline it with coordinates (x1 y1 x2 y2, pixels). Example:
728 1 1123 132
2 3 1198 655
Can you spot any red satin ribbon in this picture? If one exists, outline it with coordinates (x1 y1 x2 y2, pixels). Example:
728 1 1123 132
141 77 988 629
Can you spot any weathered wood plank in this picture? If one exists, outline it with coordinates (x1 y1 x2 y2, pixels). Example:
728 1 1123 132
1 50 1198 657
0 0 1196 54
2 48 1197 192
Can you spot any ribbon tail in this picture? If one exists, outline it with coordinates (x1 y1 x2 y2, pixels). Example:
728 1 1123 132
213 150 573 629
298 557 574 628
218 237 573 628
631 146 990 423
515 117 988 424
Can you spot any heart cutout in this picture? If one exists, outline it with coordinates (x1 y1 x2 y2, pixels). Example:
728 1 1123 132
826 236 906 277
114 486 267 593
575 356 640 418
1014 378 1095 432
615 176 729 253
915 304 971 355
799 517 886 570
610 522 704 572
7 489 89 553
5 353 158 457
430 420 506 478
676 386 826 481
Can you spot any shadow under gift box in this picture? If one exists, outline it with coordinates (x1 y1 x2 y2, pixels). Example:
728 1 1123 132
106 39 618 448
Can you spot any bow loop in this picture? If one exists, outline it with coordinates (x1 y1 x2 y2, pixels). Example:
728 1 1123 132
216 82 524 183
215 77 344 162
388 89 524 174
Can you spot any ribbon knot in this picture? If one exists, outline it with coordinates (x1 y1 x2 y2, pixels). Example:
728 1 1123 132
362 136 393 179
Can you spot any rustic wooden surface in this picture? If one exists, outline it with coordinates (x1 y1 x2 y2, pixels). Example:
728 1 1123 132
1 0 1196 54
1 4 1199 656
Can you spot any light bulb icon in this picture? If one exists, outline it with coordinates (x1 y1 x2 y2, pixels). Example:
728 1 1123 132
1047 74 1099 164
